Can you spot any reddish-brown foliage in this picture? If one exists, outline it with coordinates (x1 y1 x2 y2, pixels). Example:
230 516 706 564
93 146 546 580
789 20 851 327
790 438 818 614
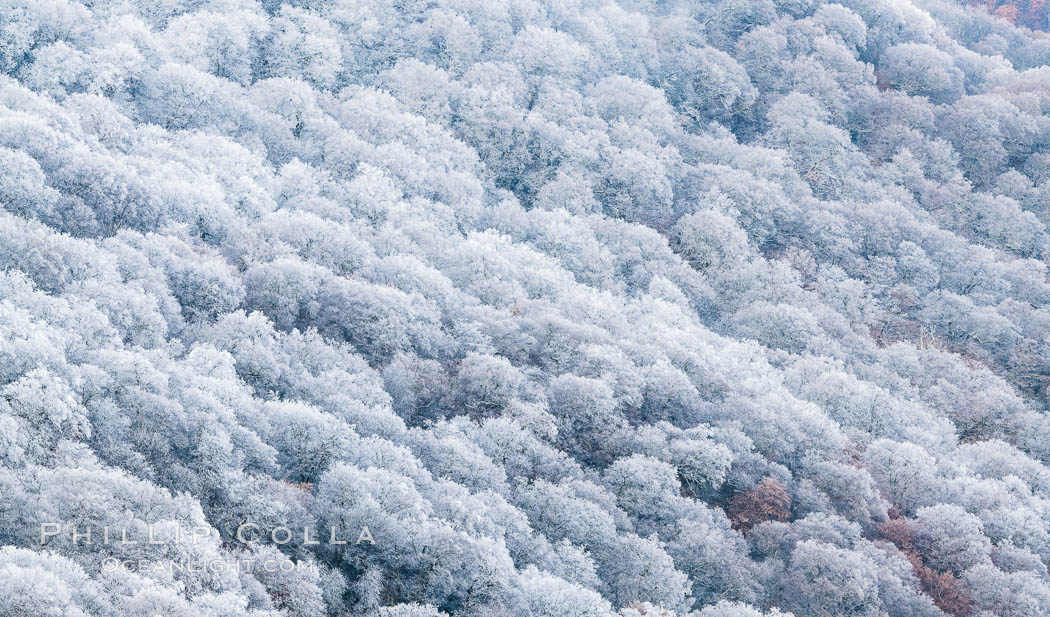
878 517 915 550
877 516 973 616
283 480 314 494
916 566 973 616
995 4 1020 22
728 477 791 532
965 0 1048 30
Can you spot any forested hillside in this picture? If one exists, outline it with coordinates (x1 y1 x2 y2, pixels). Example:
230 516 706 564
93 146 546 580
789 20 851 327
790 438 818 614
3 0 1050 615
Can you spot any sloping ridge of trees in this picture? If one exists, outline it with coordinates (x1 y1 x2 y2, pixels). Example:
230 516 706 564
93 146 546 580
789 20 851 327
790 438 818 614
3 0 1050 615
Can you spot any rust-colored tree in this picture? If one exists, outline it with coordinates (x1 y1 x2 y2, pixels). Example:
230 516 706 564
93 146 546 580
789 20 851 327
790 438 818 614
727 477 791 532
965 0 1048 30
877 517 914 549
877 517 973 616
995 4 1020 23
916 567 973 617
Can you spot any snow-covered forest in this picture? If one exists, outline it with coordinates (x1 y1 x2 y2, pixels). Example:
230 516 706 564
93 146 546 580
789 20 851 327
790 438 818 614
3 0 1050 615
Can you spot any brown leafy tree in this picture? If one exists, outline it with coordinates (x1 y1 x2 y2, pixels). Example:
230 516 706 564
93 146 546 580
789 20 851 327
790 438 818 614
877 518 973 616
727 478 791 532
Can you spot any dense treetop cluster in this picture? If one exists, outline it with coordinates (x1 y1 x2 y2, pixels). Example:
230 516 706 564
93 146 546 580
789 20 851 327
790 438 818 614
3 0 1050 615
